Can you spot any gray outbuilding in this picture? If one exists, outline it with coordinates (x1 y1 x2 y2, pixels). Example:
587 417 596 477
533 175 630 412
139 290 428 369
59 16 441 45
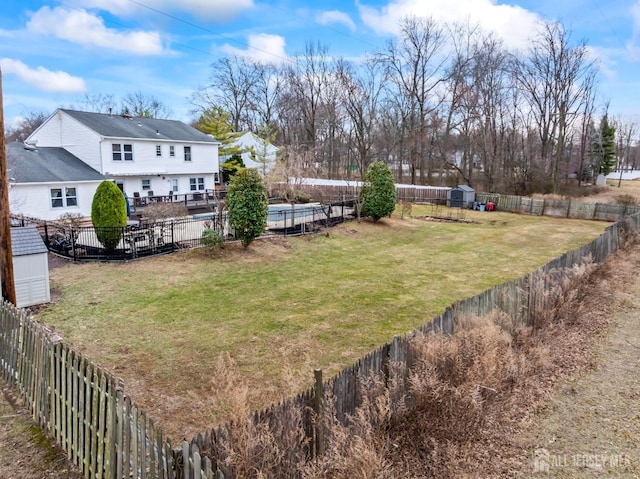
10 226 50 308
446 184 475 208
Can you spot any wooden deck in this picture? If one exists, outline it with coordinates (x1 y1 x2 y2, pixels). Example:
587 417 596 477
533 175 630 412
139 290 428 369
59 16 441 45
129 189 226 216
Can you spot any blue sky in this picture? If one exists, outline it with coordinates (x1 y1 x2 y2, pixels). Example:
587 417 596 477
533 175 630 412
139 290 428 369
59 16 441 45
1 0 639 127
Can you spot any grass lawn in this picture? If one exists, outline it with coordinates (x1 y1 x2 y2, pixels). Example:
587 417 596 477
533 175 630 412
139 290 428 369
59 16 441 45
35 206 608 440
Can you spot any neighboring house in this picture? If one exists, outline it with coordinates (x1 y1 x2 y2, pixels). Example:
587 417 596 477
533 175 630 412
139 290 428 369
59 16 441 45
224 131 278 175
7 141 106 221
11 226 50 308
27 109 220 202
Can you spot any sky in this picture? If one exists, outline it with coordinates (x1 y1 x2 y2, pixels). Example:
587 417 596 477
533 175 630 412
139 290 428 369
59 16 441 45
1 0 639 128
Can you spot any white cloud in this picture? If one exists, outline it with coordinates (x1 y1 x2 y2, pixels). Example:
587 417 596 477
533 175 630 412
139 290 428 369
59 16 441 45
317 10 357 32
64 0 254 20
0 58 87 92
27 6 166 56
221 34 288 64
586 45 618 80
358 0 542 51
628 1 640 60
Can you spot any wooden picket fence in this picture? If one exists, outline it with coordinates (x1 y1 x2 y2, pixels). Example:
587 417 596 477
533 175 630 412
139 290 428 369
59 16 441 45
1 211 638 478
475 193 640 222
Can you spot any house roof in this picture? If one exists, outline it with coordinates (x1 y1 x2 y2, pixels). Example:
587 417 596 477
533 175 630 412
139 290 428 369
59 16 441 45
60 109 219 143
11 226 48 256
7 142 106 184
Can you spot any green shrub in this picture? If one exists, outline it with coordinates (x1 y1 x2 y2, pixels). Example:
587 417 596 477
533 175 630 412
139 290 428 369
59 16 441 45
361 161 397 222
201 229 224 254
295 192 311 204
227 169 268 249
91 181 127 251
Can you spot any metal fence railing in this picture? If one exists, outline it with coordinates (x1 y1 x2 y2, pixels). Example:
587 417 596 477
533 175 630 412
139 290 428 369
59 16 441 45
10 201 356 261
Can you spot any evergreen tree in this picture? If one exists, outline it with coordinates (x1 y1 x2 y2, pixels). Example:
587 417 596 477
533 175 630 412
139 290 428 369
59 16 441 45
91 181 127 252
600 115 617 176
221 153 246 183
227 169 268 249
360 161 397 222
193 106 244 157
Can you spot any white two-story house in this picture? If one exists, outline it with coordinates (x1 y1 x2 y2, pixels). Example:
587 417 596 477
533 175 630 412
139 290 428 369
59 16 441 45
27 109 220 204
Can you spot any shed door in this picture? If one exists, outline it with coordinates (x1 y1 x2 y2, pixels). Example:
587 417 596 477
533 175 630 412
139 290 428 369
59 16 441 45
450 189 464 207
14 254 50 308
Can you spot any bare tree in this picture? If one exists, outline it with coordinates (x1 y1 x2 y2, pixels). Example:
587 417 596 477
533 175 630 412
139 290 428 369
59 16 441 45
279 42 348 178
5 110 48 142
193 56 261 132
248 62 283 133
72 93 117 113
377 16 447 184
613 115 638 185
469 33 513 191
284 42 332 153
435 22 484 187
337 56 385 179
121 91 173 118
513 21 597 192
576 74 598 185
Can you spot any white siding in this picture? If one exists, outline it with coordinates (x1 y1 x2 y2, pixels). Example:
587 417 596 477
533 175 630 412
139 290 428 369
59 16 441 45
9 181 103 221
101 140 218 176
14 253 50 308
30 110 103 172
118 174 217 198
230 132 277 175
103 139 219 197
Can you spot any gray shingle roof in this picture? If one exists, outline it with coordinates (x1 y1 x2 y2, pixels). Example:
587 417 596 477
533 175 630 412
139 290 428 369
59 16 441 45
7 142 106 183
11 226 48 256
61 109 218 143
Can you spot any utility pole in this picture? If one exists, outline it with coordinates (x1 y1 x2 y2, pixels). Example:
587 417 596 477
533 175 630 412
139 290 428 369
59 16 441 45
0 68 16 305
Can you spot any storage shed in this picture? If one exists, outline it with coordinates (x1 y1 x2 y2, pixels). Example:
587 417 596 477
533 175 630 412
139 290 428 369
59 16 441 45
10 226 50 308
447 184 475 208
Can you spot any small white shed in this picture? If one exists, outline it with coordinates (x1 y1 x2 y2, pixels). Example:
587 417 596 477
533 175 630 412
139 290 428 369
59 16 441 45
10 226 50 308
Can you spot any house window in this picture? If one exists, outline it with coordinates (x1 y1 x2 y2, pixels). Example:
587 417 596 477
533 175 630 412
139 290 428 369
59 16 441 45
65 187 77 207
170 179 178 193
51 188 63 208
214 172 220 183
141 179 151 191
51 187 77 208
189 177 205 191
184 146 192 162
112 143 133 161
169 145 175 157
156 145 162 157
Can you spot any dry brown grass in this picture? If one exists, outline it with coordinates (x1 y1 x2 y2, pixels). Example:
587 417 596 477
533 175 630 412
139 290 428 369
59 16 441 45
529 258 597 331
60 231 629 479
293 239 633 478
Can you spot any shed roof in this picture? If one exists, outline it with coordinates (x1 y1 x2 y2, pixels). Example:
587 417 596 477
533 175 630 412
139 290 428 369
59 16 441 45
60 109 219 143
7 141 106 184
11 226 48 256
454 184 475 192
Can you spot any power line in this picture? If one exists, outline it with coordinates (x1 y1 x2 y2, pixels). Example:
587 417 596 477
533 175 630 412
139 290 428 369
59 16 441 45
591 0 631 53
124 0 293 64
51 0 219 60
